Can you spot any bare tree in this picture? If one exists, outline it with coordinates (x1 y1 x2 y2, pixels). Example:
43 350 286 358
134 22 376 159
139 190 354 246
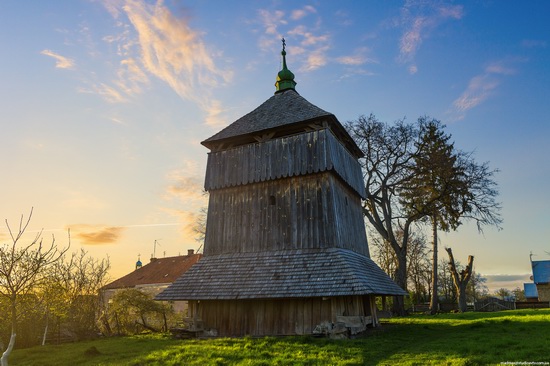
347 114 501 315
445 247 474 312
192 206 207 252
438 258 457 304
495 288 512 300
0 209 68 366
347 115 422 314
464 271 488 304
370 227 431 304
42 249 110 343
512 287 526 302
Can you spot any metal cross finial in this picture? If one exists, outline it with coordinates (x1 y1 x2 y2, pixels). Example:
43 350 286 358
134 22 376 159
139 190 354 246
282 37 286 51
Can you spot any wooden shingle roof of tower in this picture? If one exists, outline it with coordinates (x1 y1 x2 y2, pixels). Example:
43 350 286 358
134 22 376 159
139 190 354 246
202 91 362 158
157 248 406 300
202 41 362 158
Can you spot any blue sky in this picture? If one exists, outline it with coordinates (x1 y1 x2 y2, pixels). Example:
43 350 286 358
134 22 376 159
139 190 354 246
1 0 549 292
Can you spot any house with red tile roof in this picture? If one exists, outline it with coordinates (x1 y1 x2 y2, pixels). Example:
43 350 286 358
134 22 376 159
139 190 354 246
102 250 202 314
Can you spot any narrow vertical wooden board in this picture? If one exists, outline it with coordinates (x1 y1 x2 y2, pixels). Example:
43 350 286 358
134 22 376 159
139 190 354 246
256 300 266 336
234 146 242 186
241 144 249 185
231 300 241 336
223 301 232 336
303 298 313 334
260 142 267 182
320 297 332 321
242 190 250 251
298 183 306 248
312 178 321 247
292 135 301 177
325 130 334 171
295 299 303 335
310 131 317 173
306 181 314 249
257 143 264 182
300 135 308 175
265 300 274 336
228 148 235 187
311 298 322 333
318 129 327 172
250 143 256 183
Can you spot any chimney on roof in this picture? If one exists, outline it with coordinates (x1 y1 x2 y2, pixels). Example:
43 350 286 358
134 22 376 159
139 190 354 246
188 249 194 256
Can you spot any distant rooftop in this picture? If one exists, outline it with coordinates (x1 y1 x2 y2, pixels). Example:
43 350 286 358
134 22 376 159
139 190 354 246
524 282 539 299
103 252 202 290
531 260 550 284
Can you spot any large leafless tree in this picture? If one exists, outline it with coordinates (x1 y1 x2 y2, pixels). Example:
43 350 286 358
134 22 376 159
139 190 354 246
347 115 423 314
347 114 502 315
0 209 68 366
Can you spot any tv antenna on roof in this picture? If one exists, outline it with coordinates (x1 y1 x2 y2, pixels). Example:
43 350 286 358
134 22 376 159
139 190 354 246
153 239 162 258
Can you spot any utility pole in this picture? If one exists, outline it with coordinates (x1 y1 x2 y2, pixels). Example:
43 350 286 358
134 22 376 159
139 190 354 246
153 239 161 258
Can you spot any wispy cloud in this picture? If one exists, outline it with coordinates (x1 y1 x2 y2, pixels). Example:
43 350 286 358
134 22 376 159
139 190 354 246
301 45 329 72
155 208 201 243
78 83 128 103
69 224 125 245
337 68 376 82
336 47 376 66
89 0 231 124
256 6 331 73
291 5 316 21
257 9 288 51
162 164 208 242
203 99 228 129
397 1 464 73
450 58 524 121
452 74 499 113
521 39 547 48
164 159 207 205
334 10 353 27
122 0 230 97
67 221 182 245
164 174 206 205
41 49 75 69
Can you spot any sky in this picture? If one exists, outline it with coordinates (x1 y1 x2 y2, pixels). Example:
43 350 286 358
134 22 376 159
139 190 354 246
1 0 549 293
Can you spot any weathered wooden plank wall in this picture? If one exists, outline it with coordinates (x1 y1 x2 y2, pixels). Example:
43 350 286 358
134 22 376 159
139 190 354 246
192 296 373 336
203 173 368 256
204 129 366 199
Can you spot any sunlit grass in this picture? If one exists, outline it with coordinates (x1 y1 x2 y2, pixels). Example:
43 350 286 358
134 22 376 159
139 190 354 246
10 309 550 365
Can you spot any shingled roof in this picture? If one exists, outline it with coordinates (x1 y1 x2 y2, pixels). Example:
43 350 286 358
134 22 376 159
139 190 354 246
103 253 202 290
201 90 363 157
156 248 406 301
203 90 330 144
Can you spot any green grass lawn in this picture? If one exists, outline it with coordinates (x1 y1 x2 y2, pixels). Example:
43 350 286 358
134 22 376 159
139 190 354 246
10 309 550 366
